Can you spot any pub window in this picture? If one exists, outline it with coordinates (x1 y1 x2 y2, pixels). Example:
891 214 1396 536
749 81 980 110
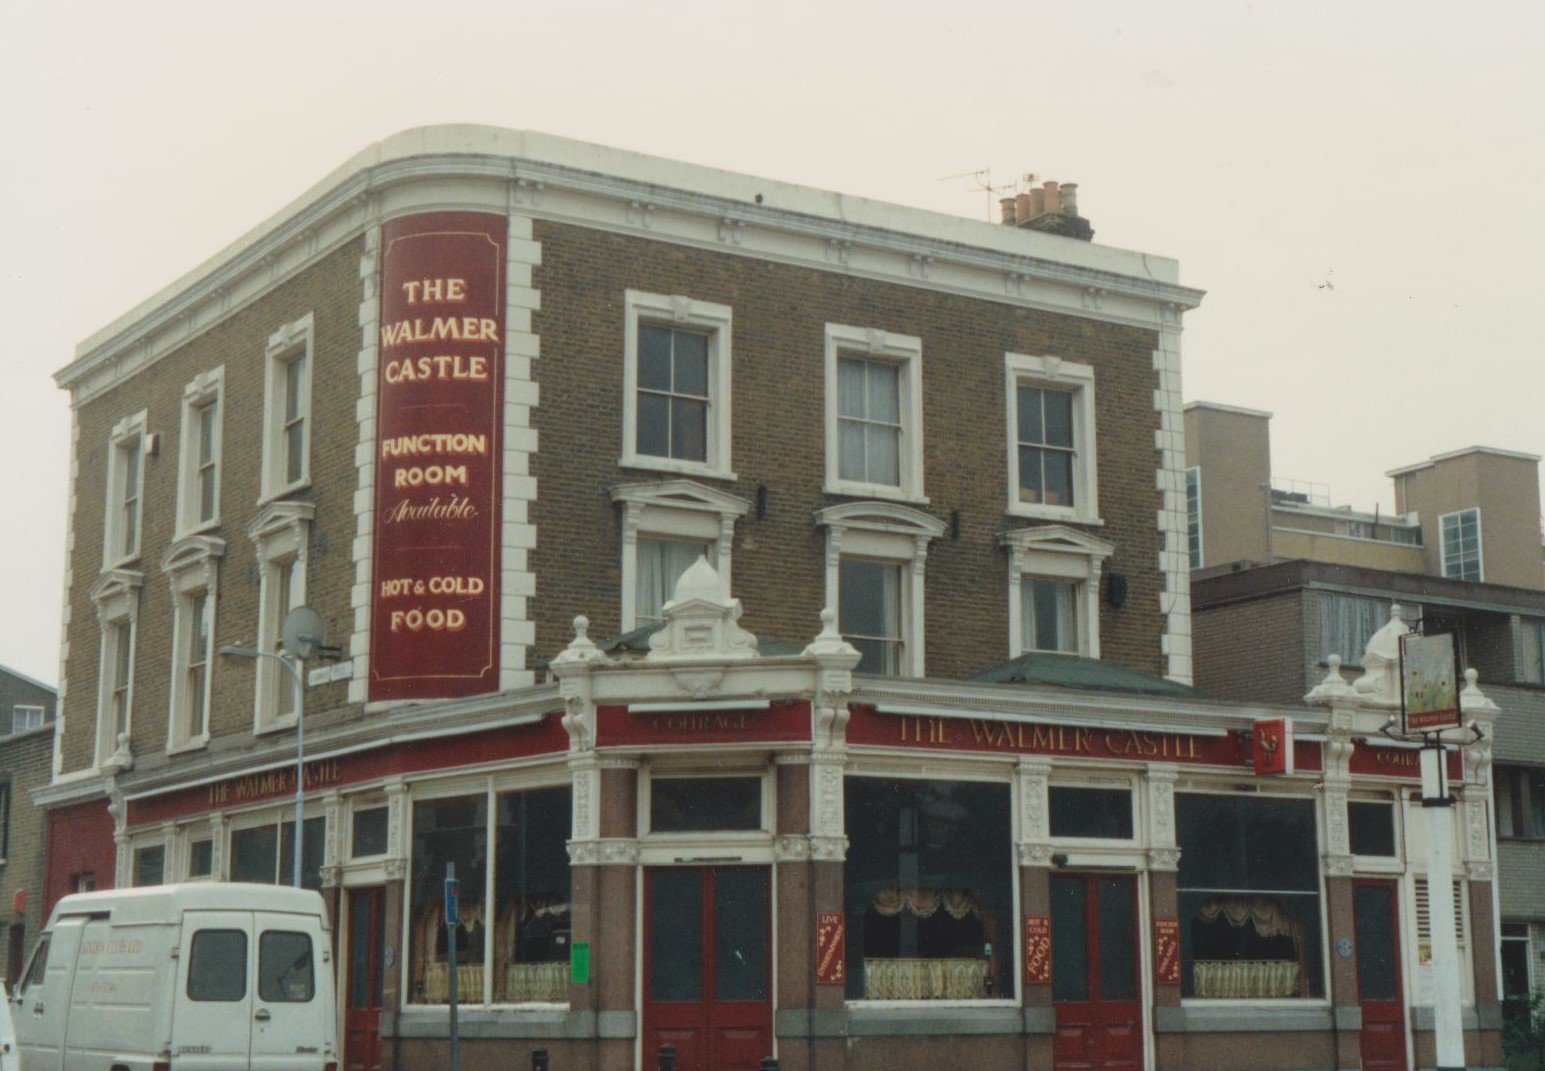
408 786 571 1006
1176 793 1324 999
187 838 214 878
133 844 166 887
352 805 390 858
1348 800 1397 857
230 816 325 889
843 777 1013 1001
649 775 763 832
1049 785 1133 840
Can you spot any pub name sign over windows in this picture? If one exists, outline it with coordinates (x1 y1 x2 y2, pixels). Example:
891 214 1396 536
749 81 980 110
371 213 506 700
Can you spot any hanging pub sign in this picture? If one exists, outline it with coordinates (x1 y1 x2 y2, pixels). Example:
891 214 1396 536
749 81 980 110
1252 717 1293 775
370 212 506 701
1399 631 1461 733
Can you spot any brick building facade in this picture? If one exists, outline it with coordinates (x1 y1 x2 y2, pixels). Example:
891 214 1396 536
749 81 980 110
27 127 1504 1071
0 664 56 983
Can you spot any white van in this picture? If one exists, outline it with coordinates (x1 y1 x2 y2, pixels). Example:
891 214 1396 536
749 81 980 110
1 981 19 1071
9 884 337 1071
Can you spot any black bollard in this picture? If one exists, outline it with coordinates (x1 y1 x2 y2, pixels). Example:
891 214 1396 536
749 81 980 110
760 1058 780 1071
531 1049 549 1071
657 1042 676 1071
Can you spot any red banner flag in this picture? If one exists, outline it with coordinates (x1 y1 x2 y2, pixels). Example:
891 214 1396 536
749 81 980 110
1025 915 1052 984
1252 717 1293 775
1154 918 1180 985
816 912 846 985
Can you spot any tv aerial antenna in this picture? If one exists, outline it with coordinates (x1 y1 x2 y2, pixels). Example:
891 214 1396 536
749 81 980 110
939 168 1016 221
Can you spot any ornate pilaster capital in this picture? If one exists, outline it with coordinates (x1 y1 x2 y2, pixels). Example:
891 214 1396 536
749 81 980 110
319 865 343 888
1146 847 1182 872
775 835 812 862
1465 861 1494 883
809 836 848 863
567 839 640 867
383 857 407 881
1018 843 1053 868
1323 855 1355 878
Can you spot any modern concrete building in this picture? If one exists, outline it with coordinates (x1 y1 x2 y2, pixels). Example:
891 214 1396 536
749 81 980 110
1187 400 1545 1035
29 127 1507 1071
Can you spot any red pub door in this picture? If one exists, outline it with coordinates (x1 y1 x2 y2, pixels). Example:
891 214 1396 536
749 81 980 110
1353 880 1408 1071
1050 874 1143 1071
344 887 387 1071
643 867 771 1071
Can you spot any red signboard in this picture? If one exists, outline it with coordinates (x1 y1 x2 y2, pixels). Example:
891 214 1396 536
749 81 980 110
371 212 506 700
1350 739 1463 781
1252 717 1293 775
1025 915 1051 984
816 912 846 985
1154 918 1180 985
846 707 1322 772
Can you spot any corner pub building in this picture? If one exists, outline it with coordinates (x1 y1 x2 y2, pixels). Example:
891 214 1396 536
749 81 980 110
34 127 1505 1071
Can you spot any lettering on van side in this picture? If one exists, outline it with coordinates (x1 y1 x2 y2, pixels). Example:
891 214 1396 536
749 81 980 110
178 1046 212 1054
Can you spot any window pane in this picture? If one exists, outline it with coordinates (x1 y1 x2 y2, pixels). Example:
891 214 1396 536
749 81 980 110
1097 878 1137 1000
1043 390 1073 447
673 331 709 396
838 358 866 417
1025 578 1077 654
840 559 902 674
649 870 702 1001
866 424 900 486
409 796 489 1004
278 816 326 890
866 362 900 424
1049 787 1133 839
133 845 165 887
232 825 279 884
1043 449 1074 506
1017 386 1044 445
636 393 670 457
188 839 213 877
285 423 305 484
1019 445 1045 502
353 807 389 858
673 396 707 462
1348 801 1396 857
492 786 572 1002
189 930 247 1001
839 421 866 482
652 777 762 832
715 869 768 1000
638 325 673 391
1050 876 1088 1001
259 931 315 1002
844 778 1012 999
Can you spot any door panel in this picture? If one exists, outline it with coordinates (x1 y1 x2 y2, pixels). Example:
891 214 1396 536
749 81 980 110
1354 881 1407 1071
250 912 329 1071
1051 875 1143 1071
344 888 387 1071
643 868 770 1071
174 913 255 1071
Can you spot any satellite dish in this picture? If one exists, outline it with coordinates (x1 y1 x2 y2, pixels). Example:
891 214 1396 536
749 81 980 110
281 606 326 661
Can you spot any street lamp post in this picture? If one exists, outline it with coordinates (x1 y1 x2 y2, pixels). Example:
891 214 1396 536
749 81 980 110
218 644 306 887
218 605 325 889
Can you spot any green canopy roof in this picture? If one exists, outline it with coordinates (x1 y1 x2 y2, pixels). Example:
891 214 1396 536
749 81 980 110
968 651 1201 698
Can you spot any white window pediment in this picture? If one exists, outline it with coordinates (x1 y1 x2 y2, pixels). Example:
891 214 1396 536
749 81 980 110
1000 525 1114 658
817 501 945 677
613 479 750 632
247 499 316 552
161 535 226 592
91 568 145 625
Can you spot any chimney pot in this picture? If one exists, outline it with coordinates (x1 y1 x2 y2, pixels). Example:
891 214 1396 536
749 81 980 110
1015 192 1033 222
1060 182 1078 217
1042 180 1061 214
999 197 1018 225
1027 189 1044 218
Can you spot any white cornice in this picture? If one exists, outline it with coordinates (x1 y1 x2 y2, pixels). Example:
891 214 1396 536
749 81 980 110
59 126 1204 402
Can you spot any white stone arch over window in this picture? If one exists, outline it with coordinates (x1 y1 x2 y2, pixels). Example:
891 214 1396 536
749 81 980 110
612 479 750 632
90 567 143 770
248 499 315 730
999 525 1115 658
162 535 224 752
816 500 946 677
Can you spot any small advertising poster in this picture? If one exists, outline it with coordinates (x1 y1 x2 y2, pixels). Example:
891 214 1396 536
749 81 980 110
370 212 506 701
815 912 846 985
1400 632 1461 733
1154 918 1181 985
1025 915 1052 984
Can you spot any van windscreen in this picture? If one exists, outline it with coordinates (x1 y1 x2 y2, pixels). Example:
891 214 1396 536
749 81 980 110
188 930 247 1001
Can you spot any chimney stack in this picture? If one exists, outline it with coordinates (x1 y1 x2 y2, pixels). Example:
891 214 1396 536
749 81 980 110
998 176 1094 241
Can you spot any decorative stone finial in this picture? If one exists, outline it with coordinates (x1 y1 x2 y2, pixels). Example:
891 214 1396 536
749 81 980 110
1306 654 1353 702
550 614 609 669
804 606 862 663
1460 666 1499 712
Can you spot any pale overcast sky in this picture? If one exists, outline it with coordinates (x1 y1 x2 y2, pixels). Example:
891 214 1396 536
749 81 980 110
2 0 1540 685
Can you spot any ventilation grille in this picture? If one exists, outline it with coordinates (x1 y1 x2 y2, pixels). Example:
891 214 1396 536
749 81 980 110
1414 878 1466 943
